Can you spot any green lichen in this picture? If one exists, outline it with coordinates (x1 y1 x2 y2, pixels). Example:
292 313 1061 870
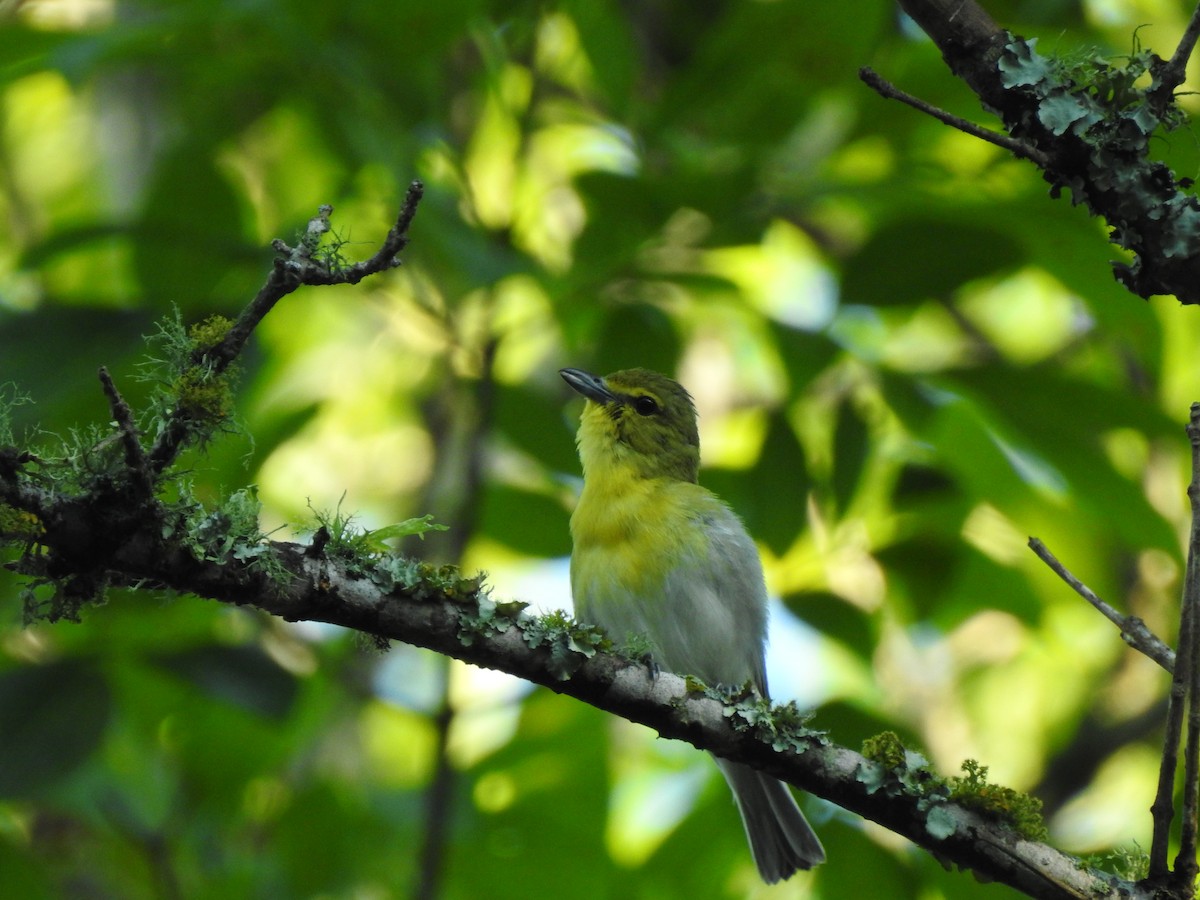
139 309 240 446
0 382 31 445
305 498 483 603
176 485 289 586
997 32 1200 286
862 730 909 770
721 690 825 755
949 759 1049 842
173 365 235 424
998 36 1185 150
618 631 654 661
856 732 936 801
1079 842 1149 882
188 315 233 352
313 227 356 272
0 502 42 541
855 736 1047 843
516 609 606 680
21 570 109 626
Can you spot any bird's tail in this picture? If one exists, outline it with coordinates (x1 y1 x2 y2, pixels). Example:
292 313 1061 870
715 758 826 884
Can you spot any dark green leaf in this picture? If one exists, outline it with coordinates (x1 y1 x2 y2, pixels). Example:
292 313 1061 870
892 463 958 506
591 302 682 376
945 365 1181 553
480 485 572 557
842 218 1025 306
0 661 111 798
151 644 298 720
133 147 251 310
751 413 810 555
0 839 54 900
831 398 869 514
771 322 841 394
495 382 583 475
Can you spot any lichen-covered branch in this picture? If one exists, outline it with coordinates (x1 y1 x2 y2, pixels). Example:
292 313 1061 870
0 194 1171 899
0 474 1144 898
145 181 425 475
890 0 1200 303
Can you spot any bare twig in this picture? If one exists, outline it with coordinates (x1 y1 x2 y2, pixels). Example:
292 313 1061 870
1027 537 1175 672
859 67 1051 167
227 179 425 369
97 366 153 498
1150 404 1200 881
413 658 455 900
1154 1 1200 98
146 182 425 476
410 332 500 898
1151 596 1190 878
894 0 1200 303
1174 403 1200 881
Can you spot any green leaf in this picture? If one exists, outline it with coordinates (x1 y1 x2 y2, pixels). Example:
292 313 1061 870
495 382 584 475
842 218 1025 306
151 644 298 720
0 840 54 900
831 397 869 513
771 322 841 395
0 661 111 798
133 146 251 310
783 591 872 659
752 412 810 554
479 485 572 557
945 365 1181 553
367 515 449 545
591 302 682 377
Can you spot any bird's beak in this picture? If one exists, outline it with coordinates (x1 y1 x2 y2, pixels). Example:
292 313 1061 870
560 368 617 404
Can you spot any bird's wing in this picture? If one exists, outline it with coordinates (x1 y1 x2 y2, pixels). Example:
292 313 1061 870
657 494 771 695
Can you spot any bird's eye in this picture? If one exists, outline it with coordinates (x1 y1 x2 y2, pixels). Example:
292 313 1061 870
633 396 659 416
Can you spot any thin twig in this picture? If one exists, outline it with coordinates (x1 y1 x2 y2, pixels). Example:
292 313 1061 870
858 67 1051 167
1151 627 1189 878
412 658 455 900
1174 403 1200 880
1155 1 1200 97
146 183 425 477
98 366 153 497
1027 537 1175 672
1149 405 1200 879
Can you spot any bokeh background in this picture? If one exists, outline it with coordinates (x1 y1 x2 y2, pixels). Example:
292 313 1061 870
3 0 1200 896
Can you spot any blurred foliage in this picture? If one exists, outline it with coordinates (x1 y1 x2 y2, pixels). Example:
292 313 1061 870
2 0 1200 896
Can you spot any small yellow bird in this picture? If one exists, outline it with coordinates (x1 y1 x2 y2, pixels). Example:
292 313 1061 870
561 366 825 883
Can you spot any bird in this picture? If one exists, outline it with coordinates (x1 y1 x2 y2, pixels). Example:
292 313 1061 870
559 366 825 883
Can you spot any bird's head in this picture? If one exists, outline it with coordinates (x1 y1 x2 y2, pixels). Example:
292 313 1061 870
560 367 700 483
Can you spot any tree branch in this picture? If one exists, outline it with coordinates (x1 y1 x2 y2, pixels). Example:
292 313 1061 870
1175 403 1200 881
0 466 1155 899
97 366 153 499
1153 1 1200 100
146 181 425 475
1028 537 1175 672
859 66 1049 166
892 0 1200 303
0 192 1173 899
